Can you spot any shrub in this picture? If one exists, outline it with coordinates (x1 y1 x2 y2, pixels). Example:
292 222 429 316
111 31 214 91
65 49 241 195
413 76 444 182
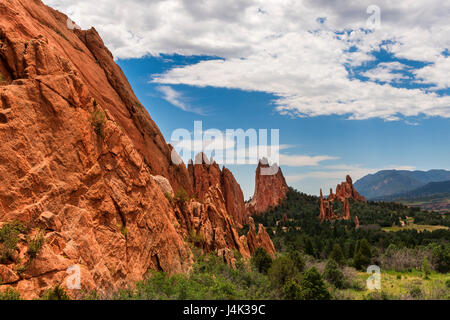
251 247 273 274
0 288 21 300
27 231 45 259
409 286 422 299
120 226 128 238
323 259 345 289
0 221 25 263
188 229 204 247
174 188 188 206
287 250 305 273
364 290 394 300
298 267 331 300
268 256 298 287
304 237 315 257
90 108 107 139
422 256 431 279
329 244 345 265
432 245 450 273
40 285 71 300
353 238 372 270
282 279 302 299
353 251 370 270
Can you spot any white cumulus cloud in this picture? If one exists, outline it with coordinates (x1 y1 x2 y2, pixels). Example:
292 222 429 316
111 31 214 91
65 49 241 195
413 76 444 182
44 0 450 120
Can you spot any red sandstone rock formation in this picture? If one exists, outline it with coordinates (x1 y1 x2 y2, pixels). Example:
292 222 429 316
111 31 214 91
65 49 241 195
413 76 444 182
243 217 276 257
319 175 365 222
0 0 274 299
335 175 366 202
246 159 289 215
187 153 247 227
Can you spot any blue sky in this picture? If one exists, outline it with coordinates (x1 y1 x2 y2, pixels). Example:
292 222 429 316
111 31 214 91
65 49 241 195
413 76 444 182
46 0 450 198
116 51 450 198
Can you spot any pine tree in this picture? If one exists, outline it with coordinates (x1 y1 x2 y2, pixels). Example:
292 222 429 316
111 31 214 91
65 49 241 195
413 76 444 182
422 256 431 280
298 267 331 300
323 259 345 289
304 237 315 257
329 244 345 265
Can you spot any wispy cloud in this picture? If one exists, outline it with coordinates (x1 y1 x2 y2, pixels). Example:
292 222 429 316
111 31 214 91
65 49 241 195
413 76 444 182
279 154 338 167
156 86 205 115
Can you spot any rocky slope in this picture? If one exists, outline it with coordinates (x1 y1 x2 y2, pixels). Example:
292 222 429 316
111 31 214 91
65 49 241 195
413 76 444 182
0 0 274 299
246 159 289 215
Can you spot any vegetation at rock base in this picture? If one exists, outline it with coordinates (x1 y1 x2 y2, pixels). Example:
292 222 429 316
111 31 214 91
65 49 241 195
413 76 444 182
250 247 272 274
174 187 189 206
40 285 71 300
100 188 450 301
90 108 107 139
0 288 21 300
26 231 45 259
0 221 26 263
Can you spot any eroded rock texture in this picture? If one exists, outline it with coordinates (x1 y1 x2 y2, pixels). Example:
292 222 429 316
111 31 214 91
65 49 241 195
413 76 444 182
319 175 365 222
246 159 289 215
0 0 274 299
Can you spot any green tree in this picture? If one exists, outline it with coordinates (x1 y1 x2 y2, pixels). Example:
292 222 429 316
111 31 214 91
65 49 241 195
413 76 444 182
287 250 305 272
268 256 298 287
353 238 371 270
298 267 331 300
359 239 372 259
422 256 431 280
432 245 450 273
322 259 345 289
304 237 315 257
282 279 302 300
329 244 345 265
251 247 273 274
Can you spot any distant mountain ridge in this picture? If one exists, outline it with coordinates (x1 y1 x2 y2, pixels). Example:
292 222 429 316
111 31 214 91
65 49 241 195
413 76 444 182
354 170 450 199
374 180 450 201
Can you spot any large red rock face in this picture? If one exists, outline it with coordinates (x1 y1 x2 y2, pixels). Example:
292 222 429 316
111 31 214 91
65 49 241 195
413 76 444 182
246 160 289 215
0 0 274 299
188 153 247 227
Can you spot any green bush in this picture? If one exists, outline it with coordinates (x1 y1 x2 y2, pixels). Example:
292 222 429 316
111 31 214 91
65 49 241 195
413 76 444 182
409 286 422 299
0 221 25 263
0 288 21 300
353 239 372 270
432 245 450 273
287 250 305 273
422 256 431 279
322 259 345 289
90 108 107 139
174 188 188 206
268 256 298 287
27 231 45 259
251 247 273 274
329 244 345 265
40 285 70 300
282 279 302 299
298 267 331 300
